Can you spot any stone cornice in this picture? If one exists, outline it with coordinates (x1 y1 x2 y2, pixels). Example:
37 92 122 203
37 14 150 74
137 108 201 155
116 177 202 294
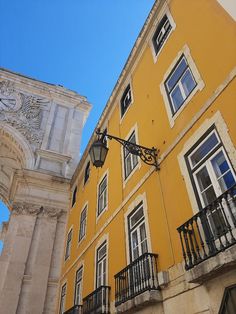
12 202 65 218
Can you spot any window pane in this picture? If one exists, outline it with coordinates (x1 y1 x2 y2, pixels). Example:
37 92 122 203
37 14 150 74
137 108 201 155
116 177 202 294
219 172 235 192
190 132 219 167
181 69 196 96
167 58 187 91
130 207 144 228
202 186 217 206
211 151 229 178
170 85 184 112
196 167 212 191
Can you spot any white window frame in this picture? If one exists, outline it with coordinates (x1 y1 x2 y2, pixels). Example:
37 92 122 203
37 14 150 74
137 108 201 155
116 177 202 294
96 241 107 288
97 171 108 219
59 283 67 314
78 204 87 242
150 10 176 63
178 111 236 214
74 265 83 306
121 125 141 186
124 193 152 264
65 228 73 261
160 45 204 128
119 80 134 122
187 129 236 208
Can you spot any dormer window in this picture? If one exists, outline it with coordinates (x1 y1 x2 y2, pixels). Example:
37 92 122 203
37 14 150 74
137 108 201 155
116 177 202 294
120 84 132 117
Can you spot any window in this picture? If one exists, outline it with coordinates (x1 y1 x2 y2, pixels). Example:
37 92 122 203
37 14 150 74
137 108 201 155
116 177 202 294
128 202 148 261
165 55 197 115
185 128 236 208
72 186 77 207
120 84 132 117
97 174 108 216
124 131 138 179
59 283 66 314
65 229 73 260
84 162 90 185
219 284 236 314
152 14 172 55
79 206 87 241
74 266 83 306
96 242 107 288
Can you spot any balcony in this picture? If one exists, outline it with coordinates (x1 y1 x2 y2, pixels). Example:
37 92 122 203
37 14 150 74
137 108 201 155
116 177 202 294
64 305 82 314
83 285 110 314
177 184 236 283
114 253 161 312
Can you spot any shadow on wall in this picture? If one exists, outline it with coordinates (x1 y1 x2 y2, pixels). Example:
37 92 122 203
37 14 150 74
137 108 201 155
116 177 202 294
0 201 10 253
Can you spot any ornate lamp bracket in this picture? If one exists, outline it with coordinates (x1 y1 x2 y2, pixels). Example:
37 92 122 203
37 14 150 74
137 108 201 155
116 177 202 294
96 129 160 170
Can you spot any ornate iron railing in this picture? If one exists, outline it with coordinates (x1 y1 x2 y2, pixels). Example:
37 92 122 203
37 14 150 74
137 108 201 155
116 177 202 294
83 285 110 314
64 305 82 314
177 184 236 270
114 253 159 307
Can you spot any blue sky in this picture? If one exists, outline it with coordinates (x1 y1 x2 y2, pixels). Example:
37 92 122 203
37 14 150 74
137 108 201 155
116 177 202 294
0 0 155 251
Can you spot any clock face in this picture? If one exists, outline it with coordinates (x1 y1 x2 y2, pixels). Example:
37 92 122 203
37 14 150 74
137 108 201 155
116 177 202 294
0 93 22 111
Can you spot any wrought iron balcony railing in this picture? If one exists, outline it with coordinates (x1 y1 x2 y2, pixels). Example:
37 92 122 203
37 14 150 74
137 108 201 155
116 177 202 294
83 285 110 314
114 252 159 307
177 184 236 270
64 305 82 314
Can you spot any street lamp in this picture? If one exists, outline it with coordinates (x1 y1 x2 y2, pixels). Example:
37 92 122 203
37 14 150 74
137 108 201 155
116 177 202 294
89 129 159 170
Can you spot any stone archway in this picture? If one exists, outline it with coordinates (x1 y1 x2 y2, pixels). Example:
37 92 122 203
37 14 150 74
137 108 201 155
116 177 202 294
0 68 91 314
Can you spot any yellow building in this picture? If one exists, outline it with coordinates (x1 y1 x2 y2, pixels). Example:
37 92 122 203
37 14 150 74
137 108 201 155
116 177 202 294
58 1 236 313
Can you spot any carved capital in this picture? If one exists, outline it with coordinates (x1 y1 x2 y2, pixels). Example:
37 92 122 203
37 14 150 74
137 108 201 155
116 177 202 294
12 202 41 216
12 202 65 218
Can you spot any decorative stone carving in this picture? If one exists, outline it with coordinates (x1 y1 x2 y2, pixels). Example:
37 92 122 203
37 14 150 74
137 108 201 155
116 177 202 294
12 202 42 216
0 80 48 145
12 202 63 218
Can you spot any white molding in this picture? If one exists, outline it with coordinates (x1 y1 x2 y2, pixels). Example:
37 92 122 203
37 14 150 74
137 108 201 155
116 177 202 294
93 233 109 290
124 192 152 264
96 169 109 223
178 111 236 214
149 7 176 64
119 79 134 124
160 44 205 128
78 202 88 244
121 123 141 188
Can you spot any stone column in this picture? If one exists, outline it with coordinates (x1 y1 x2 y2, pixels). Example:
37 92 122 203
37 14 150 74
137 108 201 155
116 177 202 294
0 203 38 314
0 203 67 314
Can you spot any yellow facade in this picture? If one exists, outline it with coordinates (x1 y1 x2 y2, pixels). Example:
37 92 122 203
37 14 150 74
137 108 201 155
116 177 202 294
58 1 236 313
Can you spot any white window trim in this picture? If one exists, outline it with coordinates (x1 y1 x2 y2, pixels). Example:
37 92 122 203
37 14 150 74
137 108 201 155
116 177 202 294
150 9 176 63
96 169 109 222
178 111 236 214
121 124 141 188
78 202 88 244
65 226 73 261
124 193 152 264
74 260 84 306
59 281 67 314
160 44 205 128
119 79 134 123
94 234 109 290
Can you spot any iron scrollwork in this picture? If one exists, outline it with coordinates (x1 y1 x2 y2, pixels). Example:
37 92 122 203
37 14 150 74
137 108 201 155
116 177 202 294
96 129 159 170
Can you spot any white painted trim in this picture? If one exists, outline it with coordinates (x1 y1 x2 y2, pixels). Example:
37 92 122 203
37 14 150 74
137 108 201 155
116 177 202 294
149 8 176 63
58 280 67 314
160 44 205 128
64 226 73 262
124 192 152 264
96 169 109 223
178 111 236 214
74 260 84 306
119 79 134 123
93 233 109 289
121 123 141 188
78 202 88 244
